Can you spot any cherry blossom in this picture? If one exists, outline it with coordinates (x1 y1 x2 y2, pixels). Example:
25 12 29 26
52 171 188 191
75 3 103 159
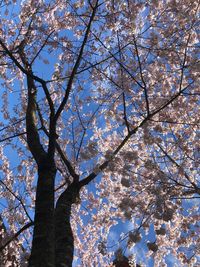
0 0 199 266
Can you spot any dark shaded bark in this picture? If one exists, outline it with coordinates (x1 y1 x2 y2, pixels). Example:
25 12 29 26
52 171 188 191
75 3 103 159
113 257 130 267
55 184 80 267
28 162 56 267
18 38 57 266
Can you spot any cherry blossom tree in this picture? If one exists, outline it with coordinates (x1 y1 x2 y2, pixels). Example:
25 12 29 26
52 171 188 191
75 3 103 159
0 0 199 266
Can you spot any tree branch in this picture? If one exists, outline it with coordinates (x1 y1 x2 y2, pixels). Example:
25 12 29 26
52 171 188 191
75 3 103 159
0 222 33 252
0 38 54 115
78 82 195 188
0 131 26 143
0 180 33 222
133 38 150 116
54 0 99 122
156 142 199 192
37 104 79 182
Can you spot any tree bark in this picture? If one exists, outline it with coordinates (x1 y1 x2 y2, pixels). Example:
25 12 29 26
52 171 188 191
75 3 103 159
28 161 56 267
55 184 79 267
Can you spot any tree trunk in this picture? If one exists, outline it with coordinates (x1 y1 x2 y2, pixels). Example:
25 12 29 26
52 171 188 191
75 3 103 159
28 162 56 267
55 184 79 267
